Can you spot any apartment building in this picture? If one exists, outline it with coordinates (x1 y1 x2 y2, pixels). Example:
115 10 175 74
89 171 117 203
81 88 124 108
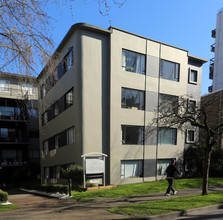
0 72 39 185
38 23 207 185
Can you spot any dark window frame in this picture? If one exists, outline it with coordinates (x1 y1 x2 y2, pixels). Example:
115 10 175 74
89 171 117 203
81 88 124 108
122 49 146 75
160 59 180 82
122 125 144 145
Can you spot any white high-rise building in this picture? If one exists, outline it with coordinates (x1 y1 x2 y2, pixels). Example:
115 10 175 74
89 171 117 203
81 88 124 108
209 8 223 92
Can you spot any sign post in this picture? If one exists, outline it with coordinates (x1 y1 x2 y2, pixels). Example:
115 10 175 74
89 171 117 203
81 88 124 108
81 152 108 188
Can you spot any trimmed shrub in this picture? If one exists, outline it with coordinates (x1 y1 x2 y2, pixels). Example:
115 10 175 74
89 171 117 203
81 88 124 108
0 190 8 203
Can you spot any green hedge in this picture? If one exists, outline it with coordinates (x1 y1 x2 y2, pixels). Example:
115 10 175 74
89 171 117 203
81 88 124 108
0 190 8 203
21 183 68 194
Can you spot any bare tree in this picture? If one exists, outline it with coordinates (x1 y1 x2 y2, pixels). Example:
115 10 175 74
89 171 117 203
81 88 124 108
0 0 126 76
151 93 223 195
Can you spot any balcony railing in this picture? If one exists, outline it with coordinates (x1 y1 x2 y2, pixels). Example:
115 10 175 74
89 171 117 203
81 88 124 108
0 137 28 143
209 66 214 80
212 29 216 38
211 43 215 52
0 87 28 100
208 85 213 93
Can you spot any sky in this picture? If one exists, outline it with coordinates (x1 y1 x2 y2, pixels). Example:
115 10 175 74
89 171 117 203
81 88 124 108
47 0 223 95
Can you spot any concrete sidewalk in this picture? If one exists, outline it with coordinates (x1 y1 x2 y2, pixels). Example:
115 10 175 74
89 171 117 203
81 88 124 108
1 185 223 220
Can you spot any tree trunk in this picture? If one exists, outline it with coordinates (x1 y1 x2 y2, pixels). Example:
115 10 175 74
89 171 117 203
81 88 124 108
202 147 212 195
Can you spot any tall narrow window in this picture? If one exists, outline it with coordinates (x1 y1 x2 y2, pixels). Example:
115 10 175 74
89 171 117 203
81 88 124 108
42 112 48 125
43 140 49 153
44 167 50 179
22 83 34 95
122 49 145 75
160 60 180 82
55 135 59 149
158 127 177 145
188 100 196 113
65 89 73 108
122 88 145 110
122 125 144 145
66 127 74 145
186 130 195 143
189 69 198 84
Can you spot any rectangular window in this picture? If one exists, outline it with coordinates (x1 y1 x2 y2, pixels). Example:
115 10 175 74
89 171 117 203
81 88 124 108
43 140 49 153
54 103 59 117
159 94 178 113
157 159 172 176
186 130 195 143
122 125 144 145
158 127 177 145
122 88 145 110
122 49 145 75
65 89 73 108
66 127 74 145
189 69 198 84
121 160 143 179
188 100 196 113
160 60 180 82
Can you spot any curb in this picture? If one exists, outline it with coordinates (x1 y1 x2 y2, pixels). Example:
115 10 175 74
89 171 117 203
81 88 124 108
140 204 223 220
19 188 71 199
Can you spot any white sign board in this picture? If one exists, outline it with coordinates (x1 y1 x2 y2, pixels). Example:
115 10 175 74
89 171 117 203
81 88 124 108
86 157 104 174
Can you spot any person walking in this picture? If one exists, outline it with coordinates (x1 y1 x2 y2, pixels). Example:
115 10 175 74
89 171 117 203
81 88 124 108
165 159 181 196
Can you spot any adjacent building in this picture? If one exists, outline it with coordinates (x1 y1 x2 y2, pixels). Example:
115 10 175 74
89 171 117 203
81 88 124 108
209 8 223 92
38 23 207 185
0 72 39 185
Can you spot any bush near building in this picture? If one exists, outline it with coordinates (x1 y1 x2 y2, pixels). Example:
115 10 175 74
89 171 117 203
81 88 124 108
0 190 8 203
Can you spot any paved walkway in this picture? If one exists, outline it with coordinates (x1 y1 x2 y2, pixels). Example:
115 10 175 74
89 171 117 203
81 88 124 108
0 185 223 220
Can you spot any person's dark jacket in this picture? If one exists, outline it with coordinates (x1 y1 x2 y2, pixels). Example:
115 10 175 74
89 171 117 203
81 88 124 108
166 164 180 178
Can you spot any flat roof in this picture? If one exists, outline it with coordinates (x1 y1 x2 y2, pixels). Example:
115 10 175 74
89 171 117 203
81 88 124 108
38 23 208 79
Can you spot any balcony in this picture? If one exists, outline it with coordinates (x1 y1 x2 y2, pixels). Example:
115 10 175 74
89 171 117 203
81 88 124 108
212 29 216 38
211 43 215 52
208 85 213 93
0 86 28 100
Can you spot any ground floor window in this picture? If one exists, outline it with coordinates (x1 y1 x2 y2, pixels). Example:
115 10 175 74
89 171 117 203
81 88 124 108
157 159 173 176
121 160 143 179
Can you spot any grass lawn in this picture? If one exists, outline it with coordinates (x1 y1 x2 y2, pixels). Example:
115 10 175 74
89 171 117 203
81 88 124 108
71 177 223 202
108 191 223 217
0 204 18 212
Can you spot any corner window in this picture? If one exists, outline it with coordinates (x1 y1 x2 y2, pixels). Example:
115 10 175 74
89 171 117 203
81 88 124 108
188 100 196 113
65 89 73 108
158 127 177 145
159 94 178 113
186 130 195 143
122 49 145 75
160 60 180 82
66 127 74 145
122 88 145 110
121 160 143 179
122 125 144 145
157 159 172 176
189 69 198 84
64 48 73 72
